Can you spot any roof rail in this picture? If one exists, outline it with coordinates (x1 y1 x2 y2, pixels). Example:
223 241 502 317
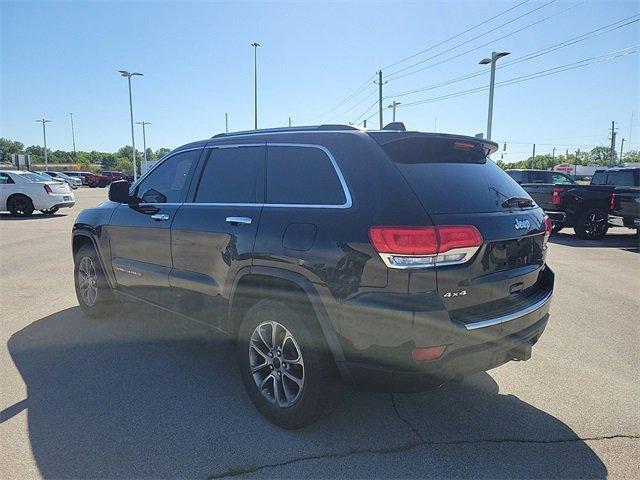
211 124 360 139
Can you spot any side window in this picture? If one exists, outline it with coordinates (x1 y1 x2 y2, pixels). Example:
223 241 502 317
194 146 264 203
551 173 574 185
266 146 347 205
0 173 14 184
591 172 606 185
606 170 634 186
136 149 200 203
529 171 548 183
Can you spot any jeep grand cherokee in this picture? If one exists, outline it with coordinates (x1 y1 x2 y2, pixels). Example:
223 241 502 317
72 125 554 428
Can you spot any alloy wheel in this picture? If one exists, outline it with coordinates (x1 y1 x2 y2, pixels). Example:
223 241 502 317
78 256 98 307
584 212 606 238
249 321 305 408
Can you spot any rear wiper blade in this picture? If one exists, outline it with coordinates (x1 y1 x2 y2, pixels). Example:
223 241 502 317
501 196 534 208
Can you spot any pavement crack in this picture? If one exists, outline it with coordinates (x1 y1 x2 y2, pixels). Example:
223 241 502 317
206 434 638 479
390 393 424 442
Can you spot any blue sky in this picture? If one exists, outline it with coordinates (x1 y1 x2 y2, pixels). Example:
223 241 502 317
1 0 638 162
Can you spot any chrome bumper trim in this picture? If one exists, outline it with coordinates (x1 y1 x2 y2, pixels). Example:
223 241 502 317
464 290 553 330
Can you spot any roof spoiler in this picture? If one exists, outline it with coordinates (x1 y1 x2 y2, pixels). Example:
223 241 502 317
383 122 406 131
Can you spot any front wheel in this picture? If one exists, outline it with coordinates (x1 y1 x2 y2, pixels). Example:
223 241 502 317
237 299 343 429
74 244 120 317
575 209 609 240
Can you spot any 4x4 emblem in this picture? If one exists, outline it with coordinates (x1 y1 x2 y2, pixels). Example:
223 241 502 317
514 218 531 230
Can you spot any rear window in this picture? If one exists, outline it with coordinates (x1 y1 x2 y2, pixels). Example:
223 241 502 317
378 136 531 214
591 171 607 185
606 170 635 186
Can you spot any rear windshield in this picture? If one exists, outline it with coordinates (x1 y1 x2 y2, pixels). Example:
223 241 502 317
378 136 532 214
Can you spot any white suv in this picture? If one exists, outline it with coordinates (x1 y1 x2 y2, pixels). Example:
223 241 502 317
0 170 75 216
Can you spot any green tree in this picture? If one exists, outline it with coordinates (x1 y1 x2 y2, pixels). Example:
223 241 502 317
622 150 640 163
101 153 118 169
115 157 133 174
0 138 24 163
588 146 616 163
155 147 170 159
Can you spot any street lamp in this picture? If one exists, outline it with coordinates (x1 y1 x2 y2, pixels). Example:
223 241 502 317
479 51 510 141
387 101 401 122
69 113 76 156
119 70 144 181
136 121 151 174
35 118 52 169
251 43 260 129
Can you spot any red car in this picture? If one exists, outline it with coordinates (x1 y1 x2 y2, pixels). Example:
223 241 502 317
100 171 128 184
63 171 109 188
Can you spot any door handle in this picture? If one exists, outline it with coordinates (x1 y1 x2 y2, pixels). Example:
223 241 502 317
151 213 170 221
226 216 252 225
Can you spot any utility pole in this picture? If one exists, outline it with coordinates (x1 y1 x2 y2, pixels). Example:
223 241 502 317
119 70 144 182
35 118 51 169
479 51 510 141
387 101 401 122
619 138 625 163
69 113 76 156
136 121 151 174
609 120 617 164
225 113 229 133
251 42 260 129
552 147 556 159
288 117 292 127
531 144 536 169
374 71 386 129
363 119 367 128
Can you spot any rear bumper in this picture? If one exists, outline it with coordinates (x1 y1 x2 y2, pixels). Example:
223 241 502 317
53 201 75 209
545 210 566 225
336 268 554 392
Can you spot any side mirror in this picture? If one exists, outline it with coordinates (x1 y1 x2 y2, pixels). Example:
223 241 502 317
108 180 131 203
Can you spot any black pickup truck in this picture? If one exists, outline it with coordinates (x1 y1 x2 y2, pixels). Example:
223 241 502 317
506 168 640 240
593 169 640 233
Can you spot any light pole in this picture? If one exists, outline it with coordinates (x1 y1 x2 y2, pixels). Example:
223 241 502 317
225 113 229 133
552 147 556 159
251 42 260 129
35 118 51 169
136 121 151 174
387 101 401 122
119 70 144 181
479 51 510 141
69 113 76 156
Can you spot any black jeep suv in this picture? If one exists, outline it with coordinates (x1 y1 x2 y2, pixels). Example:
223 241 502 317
72 125 554 428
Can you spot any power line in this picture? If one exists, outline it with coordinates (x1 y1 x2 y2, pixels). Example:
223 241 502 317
384 14 639 99
325 88 378 123
382 0 532 70
352 99 380 124
386 0 585 82
395 46 638 109
300 73 376 122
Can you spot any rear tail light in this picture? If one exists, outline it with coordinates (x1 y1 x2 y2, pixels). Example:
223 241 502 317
552 187 563 205
610 193 617 211
412 345 446 362
369 225 482 269
44 184 53 194
543 215 553 245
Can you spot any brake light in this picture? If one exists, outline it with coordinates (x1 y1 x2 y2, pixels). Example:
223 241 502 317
369 226 482 269
543 215 553 244
552 187 563 205
610 193 617 211
44 184 53 194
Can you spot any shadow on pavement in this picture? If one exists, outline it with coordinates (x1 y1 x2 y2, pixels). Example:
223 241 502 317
0 212 68 221
550 230 639 252
6 305 606 479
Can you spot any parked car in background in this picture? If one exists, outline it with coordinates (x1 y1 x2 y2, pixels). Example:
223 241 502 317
592 168 640 233
42 171 82 189
100 171 128 184
0 170 75 216
33 171 66 185
63 171 109 188
507 167 640 239
73 125 554 428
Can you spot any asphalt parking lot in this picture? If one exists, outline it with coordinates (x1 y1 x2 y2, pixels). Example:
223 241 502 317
1 188 639 479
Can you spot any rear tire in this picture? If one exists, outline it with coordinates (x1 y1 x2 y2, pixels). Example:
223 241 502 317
237 298 343 429
575 209 609 240
7 194 34 217
74 244 120 317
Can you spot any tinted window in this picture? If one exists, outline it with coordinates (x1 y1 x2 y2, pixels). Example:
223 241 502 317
194 146 263 203
529 171 549 183
606 170 635 186
0 173 14 184
378 135 488 164
136 149 200 203
507 171 525 183
266 146 346 205
591 172 607 185
551 173 575 185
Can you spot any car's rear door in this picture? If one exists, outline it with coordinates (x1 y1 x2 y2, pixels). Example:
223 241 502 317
169 143 265 328
106 147 202 303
